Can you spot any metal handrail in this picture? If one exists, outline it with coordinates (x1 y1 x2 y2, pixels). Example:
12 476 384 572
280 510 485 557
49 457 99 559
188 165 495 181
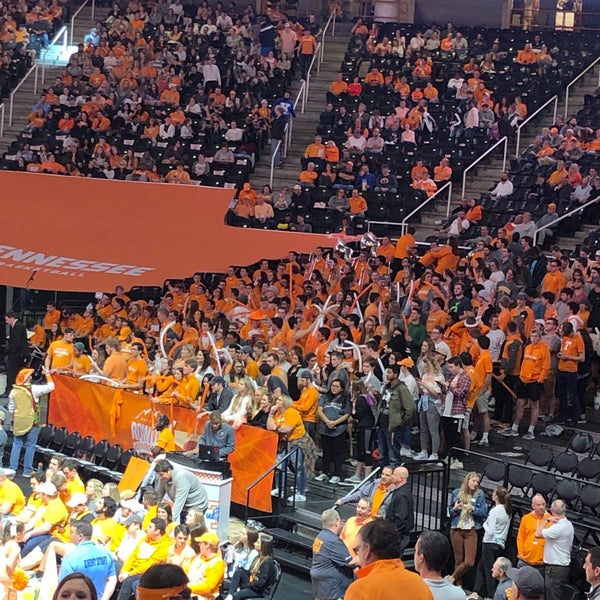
266 9 336 185
0 103 4 138
41 25 68 84
401 181 453 236
244 445 300 522
461 136 508 198
564 55 600 119
10 65 38 125
532 197 600 245
329 466 380 509
515 95 558 156
70 0 96 45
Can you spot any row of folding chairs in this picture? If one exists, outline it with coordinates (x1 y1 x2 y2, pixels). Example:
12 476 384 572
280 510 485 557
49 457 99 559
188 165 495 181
34 424 144 482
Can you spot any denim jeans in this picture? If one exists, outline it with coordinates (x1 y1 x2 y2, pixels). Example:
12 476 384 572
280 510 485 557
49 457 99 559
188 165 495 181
557 370 580 421
276 445 306 495
10 426 39 474
377 426 400 467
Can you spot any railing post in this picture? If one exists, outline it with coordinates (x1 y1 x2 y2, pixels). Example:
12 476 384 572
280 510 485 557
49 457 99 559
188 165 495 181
9 95 13 126
70 16 75 45
42 52 46 84
92 0 96 22
34 65 38 95
446 182 453 217
0 104 4 138
552 96 557 126
502 137 507 172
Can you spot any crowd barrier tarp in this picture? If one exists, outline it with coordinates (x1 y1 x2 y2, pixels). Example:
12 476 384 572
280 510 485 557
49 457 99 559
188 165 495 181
0 172 335 292
48 374 277 512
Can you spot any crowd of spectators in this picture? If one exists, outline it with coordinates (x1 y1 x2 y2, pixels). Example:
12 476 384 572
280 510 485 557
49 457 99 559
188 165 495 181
217 21 600 234
2 0 325 184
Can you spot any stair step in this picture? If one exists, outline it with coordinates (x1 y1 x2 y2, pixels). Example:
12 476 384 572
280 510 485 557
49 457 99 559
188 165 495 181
265 527 315 550
273 548 312 576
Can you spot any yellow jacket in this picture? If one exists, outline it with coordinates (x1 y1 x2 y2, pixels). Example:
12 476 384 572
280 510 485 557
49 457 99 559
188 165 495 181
122 533 170 575
187 552 226 597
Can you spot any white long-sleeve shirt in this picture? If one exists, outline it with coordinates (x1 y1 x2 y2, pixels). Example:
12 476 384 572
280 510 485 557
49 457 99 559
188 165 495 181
483 504 510 547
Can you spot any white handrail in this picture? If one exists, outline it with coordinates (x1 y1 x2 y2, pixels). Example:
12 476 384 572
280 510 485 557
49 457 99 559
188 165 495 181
461 136 508 198
400 181 453 236
532 198 600 246
515 95 557 156
0 103 4 138
305 41 321 100
41 25 68 84
269 134 285 188
70 0 93 45
10 65 38 125
564 55 600 119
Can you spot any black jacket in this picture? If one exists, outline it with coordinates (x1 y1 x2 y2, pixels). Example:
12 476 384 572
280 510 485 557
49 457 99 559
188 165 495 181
7 319 29 362
386 484 414 535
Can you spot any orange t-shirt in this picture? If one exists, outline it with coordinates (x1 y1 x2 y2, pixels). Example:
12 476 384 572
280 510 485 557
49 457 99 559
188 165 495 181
558 333 584 373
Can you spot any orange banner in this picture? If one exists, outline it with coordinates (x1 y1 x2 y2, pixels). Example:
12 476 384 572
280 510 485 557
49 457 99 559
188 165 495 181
0 172 336 292
47 375 277 512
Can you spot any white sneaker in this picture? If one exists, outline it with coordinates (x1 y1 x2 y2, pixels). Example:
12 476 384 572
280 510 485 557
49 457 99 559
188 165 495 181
470 430 478 441
288 493 307 502
270 488 280 496
329 476 341 484
314 473 328 481
344 475 362 483
523 432 535 440
413 451 428 461
450 459 464 470
400 447 413 457
428 453 439 460
500 427 519 437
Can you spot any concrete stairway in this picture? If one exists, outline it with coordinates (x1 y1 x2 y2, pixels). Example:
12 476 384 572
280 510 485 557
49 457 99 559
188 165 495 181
251 24 352 190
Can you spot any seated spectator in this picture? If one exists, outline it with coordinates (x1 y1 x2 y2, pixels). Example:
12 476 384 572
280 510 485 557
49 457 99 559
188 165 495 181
299 162 318 186
328 189 349 215
375 165 399 193
305 136 326 159
348 189 368 218
433 158 452 183
490 172 514 198
516 42 537 64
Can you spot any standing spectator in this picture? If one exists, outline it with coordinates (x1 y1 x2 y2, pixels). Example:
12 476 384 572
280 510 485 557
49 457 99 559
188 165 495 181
340 498 374 560
9 368 54 476
443 357 470 469
298 29 317 81
344 519 433 600
385 466 414 554
315 379 350 484
415 531 466 600
448 472 488 586
270 106 286 169
556 321 585 423
473 486 512 599
310 509 354 599
3 311 29 395
154 460 208 522
534 499 574 600
500 329 550 440
516 495 549 571
335 465 394 518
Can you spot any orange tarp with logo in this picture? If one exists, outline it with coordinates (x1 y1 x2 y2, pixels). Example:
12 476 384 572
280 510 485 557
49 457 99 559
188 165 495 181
0 172 335 292
47 374 277 512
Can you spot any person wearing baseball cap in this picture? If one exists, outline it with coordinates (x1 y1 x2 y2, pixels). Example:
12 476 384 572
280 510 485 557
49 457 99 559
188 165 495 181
507 565 544 600
0 467 24 517
21 481 68 558
188 531 225 597
9 366 55 477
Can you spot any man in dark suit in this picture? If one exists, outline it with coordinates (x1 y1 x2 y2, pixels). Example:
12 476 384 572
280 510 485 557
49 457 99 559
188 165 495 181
4 311 29 395
204 376 233 413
